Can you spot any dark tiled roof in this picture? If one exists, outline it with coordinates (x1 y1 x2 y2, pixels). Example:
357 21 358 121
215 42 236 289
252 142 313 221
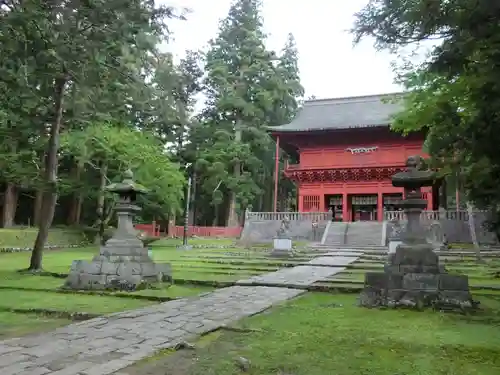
268 92 405 132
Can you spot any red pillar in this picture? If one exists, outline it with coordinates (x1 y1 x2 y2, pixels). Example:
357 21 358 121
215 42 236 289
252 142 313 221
273 135 280 212
342 193 349 222
319 193 325 212
377 192 384 221
427 188 433 210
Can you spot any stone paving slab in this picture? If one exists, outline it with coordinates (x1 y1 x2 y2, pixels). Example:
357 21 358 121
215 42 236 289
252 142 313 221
308 256 358 267
323 250 367 257
0 286 303 375
237 265 346 286
237 254 362 286
327 252 365 257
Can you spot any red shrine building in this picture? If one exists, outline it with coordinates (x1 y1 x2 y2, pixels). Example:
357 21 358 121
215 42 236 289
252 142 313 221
269 93 440 222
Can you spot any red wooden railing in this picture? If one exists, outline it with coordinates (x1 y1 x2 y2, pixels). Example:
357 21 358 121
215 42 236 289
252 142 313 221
134 223 160 237
134 223 242 238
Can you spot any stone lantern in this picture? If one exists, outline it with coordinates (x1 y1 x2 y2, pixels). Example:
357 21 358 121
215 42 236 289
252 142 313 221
391 155 435 249
63 169 172 291
105 169 147 244
359 156 475 311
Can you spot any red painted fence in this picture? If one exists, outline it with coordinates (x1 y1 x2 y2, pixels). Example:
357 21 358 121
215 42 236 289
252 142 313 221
172 225 242 238
134 223 160 237
134 223 242 238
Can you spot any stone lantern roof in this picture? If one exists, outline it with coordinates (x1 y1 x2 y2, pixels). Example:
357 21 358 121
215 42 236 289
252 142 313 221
106 169 148 196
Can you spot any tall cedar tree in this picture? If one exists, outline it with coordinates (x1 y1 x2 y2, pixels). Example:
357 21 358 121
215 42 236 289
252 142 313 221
274 33 304 211
199 0 286 225
0 0 179 270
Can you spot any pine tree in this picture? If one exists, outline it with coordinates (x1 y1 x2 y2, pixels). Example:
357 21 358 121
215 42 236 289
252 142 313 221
275 33 305 125
271 33 305 211
198 0 285 225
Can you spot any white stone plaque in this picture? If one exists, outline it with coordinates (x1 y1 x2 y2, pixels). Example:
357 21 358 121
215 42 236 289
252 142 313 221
273 238 292 251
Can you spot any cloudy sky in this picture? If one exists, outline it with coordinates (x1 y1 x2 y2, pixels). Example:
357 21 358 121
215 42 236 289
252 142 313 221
161 0 405 99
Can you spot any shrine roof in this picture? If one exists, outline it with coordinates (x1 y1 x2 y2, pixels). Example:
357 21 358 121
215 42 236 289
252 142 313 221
268 92 405 133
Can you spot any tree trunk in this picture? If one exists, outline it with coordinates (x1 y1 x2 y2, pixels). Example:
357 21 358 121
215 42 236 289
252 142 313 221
213 205 219 227
94 162 108 245
168 214 176 237
227 127 241 227
467 202 481 261
67 160 84 226
188 171 196 226
2 183 18 228
2 142 19 228
33 152 46 227
103 201 116 226
29 76 67 271
439 179 448 210
33 189 43 227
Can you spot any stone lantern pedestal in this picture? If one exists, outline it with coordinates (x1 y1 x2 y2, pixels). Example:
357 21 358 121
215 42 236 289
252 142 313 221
271 216 294 257
63 170 172 291
359 156 475 311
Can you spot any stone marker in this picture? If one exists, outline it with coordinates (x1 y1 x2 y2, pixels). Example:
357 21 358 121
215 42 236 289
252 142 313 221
271 215 293 257
63 169 172 291
359 156 475 311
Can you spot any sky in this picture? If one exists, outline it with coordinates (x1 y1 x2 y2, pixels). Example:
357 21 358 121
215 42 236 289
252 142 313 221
160 0 405 100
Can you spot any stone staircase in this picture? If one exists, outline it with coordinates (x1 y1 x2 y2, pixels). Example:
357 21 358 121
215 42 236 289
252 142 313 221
322 222 348 246
346 221 384 247
322 221 384 248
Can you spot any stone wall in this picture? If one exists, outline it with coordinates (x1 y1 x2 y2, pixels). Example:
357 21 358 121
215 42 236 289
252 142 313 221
384 210 498 245
240 211 329 244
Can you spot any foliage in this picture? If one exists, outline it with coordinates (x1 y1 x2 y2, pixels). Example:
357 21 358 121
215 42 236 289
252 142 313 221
0 0 191 268
192 0 304 224
353 0 500 229
0 0 304 267
61 123 185 218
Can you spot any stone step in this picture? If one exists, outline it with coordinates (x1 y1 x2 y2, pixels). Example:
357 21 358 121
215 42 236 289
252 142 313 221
310 245 387 250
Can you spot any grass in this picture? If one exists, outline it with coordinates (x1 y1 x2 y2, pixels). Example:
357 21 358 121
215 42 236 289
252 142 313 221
0 227 87 248
0 312 72 339
327 257 500 289
0 236 263 339
1 234 500 344
153 237 236 247
0 236 261 339
0 289 155 314
170 293 500 375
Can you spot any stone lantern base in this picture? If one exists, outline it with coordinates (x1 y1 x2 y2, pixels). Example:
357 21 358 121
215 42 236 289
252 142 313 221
358 245 476 311
63 237 172 291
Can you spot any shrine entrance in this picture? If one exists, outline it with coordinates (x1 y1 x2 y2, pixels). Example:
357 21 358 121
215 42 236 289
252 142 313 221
326 194 343 221
351 195 378 221
383 193 403 212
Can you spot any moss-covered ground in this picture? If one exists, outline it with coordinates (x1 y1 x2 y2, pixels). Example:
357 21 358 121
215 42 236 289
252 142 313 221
1 232 500 375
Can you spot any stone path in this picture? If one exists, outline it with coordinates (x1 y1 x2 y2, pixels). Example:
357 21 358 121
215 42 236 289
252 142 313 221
323 249 367 257
0 252 363 375
237 256 358 286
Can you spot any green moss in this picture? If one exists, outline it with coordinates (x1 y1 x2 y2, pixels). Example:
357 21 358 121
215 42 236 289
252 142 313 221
0 312 72 339
186 293 500 375
0 289 155 314
0 228 87 248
